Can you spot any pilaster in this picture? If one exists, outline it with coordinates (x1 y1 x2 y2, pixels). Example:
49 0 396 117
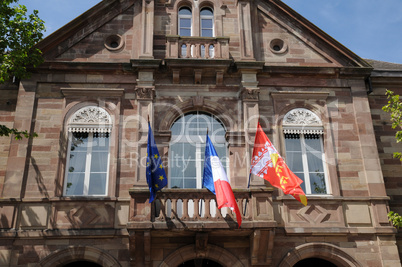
2 80 37 198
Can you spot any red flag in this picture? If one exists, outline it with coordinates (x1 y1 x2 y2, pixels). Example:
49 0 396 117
250 122 307 206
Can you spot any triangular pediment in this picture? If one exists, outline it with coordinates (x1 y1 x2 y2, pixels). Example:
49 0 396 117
255 0 370 68
37 0 137 62
36 0 370 69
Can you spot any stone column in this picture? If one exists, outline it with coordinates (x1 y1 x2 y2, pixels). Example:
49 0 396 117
134 71 155 187
240 71 265 187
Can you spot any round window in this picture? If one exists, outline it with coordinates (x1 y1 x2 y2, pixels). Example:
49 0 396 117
269 38 288 54
104 34 124 51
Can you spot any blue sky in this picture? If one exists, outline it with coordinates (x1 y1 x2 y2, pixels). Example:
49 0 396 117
19 0 402 63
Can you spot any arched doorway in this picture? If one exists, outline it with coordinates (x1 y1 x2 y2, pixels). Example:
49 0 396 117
64 261 102 267
160 244 244 267
278 243 362 267
178 259 223 267
294 258 337 267
39 246 121 267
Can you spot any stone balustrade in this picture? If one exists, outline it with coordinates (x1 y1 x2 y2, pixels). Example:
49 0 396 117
166 35 230 59
128 188 275 229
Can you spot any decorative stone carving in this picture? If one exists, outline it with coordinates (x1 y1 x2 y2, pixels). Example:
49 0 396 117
283 108 322 126
70 106 111 124
240 88 260 101
135 87 155 100
68 106 112 133
195 233 209 258
192 96 204 108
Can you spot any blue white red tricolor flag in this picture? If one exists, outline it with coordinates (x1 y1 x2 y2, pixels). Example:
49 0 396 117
203 134 242 227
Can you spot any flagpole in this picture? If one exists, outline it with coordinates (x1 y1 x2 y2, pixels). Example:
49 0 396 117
200 128 209 217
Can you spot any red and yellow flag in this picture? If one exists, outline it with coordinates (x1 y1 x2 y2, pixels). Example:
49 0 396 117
250 122 307 206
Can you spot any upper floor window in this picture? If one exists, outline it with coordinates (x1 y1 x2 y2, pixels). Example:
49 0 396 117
178 7 192 36
200 8 214 37
283 108 329 195
169 112 227 189
64 106 112 196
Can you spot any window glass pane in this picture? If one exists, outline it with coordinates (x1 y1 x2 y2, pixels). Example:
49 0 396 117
68 151 86 173
307 151 324 173
171 120 183 136
200 8 213 16
171 178 183 188
179 7 192 15
90 152 109 173
180 28 191 36
180 18 191 28
295 172 305 192
92 135 109 151
184 160 196 177
70 133 89 152
201 19 213 28
184 178 196 188
88 173 107 195
304 135 322 152
65 173 85 195
285 135 301 151
309 173 327 194
285 151 303 172
201 29 213 37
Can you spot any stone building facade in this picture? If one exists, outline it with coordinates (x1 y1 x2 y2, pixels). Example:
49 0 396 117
0 0 401 266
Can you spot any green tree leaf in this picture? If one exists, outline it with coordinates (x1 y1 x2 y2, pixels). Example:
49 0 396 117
382 90 402 160
0 0 44 139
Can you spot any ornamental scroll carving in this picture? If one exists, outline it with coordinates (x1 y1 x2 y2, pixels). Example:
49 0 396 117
283 108 323 134
283 108 322 126
70 106 111 124
68 106 112 133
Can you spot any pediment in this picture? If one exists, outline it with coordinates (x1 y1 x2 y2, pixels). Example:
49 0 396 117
255 0 370 68
37 0 137 62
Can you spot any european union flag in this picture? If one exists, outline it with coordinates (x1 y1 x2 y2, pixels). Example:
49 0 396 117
146 122 167 203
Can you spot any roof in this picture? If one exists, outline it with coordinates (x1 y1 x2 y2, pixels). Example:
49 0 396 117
365 59 402 71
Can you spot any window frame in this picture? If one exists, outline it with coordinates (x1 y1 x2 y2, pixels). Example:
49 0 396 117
282 108 331 195
168 112 228 189
63 106 112 197
200 7 214 37
178 6 193 37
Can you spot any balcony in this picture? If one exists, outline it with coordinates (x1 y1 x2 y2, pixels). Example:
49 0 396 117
166 35 230 60
127 188 275 229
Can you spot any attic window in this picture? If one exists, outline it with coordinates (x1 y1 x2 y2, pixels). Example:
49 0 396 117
104 34 124 51
269 38 287 54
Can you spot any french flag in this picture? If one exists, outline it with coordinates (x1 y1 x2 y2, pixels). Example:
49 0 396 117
203 134 242 228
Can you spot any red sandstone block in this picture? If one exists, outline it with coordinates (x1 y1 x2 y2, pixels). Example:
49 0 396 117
286 58 305 63
32 146 52 152
40 127 60 134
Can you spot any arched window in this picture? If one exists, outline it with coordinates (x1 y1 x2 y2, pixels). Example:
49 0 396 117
178 7 192 36
200 8 213 37
283 108 329 195
64 106 112 196
200 7 214 58
169 112 227 189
